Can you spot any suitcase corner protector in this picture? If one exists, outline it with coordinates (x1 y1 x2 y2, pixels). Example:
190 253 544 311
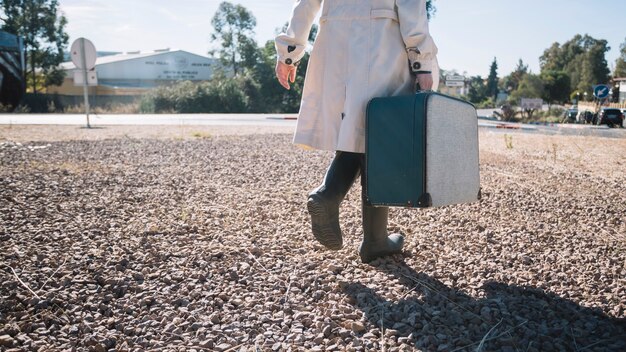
417 193 432 207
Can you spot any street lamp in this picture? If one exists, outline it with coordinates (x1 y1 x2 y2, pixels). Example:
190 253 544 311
583 92 588 101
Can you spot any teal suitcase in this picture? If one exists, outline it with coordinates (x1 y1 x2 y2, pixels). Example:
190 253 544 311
365 92 480 208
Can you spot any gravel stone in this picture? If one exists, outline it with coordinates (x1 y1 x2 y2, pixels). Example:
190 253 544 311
0 335 15 347
351 321 367 333
0 128 624 351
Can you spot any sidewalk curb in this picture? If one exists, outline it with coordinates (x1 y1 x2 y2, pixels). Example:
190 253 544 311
266 116 298 120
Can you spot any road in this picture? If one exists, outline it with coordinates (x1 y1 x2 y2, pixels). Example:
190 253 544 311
1 113 624 138
0 113 298 127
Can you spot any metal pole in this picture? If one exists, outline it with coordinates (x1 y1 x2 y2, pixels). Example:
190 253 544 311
79 38 91 128
18 37 26 81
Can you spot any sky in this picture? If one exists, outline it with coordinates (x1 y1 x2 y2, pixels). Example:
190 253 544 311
59 0 626 78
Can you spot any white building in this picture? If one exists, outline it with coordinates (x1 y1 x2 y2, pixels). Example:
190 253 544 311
50 49 218 96
616 78 626 104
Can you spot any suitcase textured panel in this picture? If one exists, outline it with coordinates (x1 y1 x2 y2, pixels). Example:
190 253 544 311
365 92 480 208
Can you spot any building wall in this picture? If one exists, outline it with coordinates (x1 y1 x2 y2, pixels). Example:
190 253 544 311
50 51 217 96
95 52 215 81
438 85 465 97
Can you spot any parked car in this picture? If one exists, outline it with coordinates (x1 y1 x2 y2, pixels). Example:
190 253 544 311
563 108 578 122
596 108 624 128
576 110 595 124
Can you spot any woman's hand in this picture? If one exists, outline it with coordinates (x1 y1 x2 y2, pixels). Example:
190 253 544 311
276 61 297 90
416 73 434 91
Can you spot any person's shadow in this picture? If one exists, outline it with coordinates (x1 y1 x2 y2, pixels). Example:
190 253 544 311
343 259 625 351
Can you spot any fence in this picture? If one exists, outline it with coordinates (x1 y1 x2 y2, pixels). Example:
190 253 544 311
54 94 140 108
20 93 141 112
577 101 626 112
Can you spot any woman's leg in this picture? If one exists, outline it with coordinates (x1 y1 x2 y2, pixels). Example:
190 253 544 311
358 154 404 263
307 151 361 250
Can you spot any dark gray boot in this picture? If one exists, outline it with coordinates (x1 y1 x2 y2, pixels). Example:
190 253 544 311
308 151 361 250
358 205 405 263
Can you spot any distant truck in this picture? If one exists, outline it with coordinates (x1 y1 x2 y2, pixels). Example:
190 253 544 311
0 30 26 110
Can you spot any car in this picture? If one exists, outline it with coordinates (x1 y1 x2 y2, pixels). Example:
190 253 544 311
576 110 595 124
596 108 624 128
563 108 578 123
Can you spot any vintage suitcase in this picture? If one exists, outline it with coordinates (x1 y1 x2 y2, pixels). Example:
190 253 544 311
365 91 480 208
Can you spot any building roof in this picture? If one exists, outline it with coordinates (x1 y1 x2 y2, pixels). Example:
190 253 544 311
0 30 20 51
60 49 214 70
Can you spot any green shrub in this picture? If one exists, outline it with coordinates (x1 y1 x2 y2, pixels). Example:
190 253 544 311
138 96 156 113
546 107 565 118
139 75 262 114
475 99 495 109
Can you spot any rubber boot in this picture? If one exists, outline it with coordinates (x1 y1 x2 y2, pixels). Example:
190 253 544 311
358 205 405 263
307 151 361 250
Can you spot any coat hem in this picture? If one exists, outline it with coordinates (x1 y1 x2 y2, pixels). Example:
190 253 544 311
293 134 364 153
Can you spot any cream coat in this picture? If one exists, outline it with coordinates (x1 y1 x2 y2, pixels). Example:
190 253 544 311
276 0 439 153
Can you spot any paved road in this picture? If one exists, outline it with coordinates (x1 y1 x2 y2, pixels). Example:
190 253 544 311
1 113 624 138
477 119 625 139
0 113 298 127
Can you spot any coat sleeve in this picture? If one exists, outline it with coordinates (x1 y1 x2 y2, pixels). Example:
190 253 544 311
274 0 322 66
396 0 438 73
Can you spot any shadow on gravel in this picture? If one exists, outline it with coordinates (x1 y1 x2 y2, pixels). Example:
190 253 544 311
343 260 626 351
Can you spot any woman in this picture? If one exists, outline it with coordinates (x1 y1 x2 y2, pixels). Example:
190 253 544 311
275 0 439 263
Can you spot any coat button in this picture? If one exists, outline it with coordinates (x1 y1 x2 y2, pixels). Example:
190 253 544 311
285 58 293 65
412 62 421 70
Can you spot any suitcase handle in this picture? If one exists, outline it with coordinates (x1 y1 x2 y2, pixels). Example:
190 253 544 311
416 86 434 93
415 83 434 93
415 73 434 93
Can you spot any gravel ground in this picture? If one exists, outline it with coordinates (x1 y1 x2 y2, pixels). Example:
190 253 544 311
1 126 625 351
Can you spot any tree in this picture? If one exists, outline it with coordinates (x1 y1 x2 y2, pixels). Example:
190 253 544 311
210 1 258 76
501 59 528 93
613 37 626 78
541 70 570 106
426 0 436 19
253 23 319 113
0 0 68 93
510 74 544 118
539 34 610 97
486 57 499 102
510 74 544 100
465 76 488 105
579 39 610 90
